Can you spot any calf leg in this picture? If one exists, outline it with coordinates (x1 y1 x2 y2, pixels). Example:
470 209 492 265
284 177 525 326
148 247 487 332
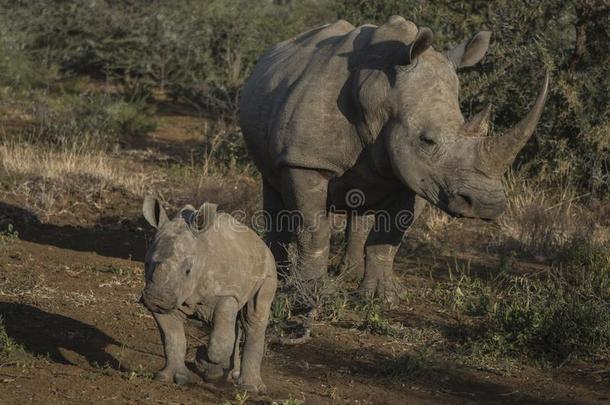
281 167 331 280
195 296 239 381
239 275 277 393
228 323 242 381
152 310 193 385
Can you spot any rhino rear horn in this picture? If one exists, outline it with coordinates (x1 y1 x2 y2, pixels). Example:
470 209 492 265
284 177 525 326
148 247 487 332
196 203 218 233
462 103 492 137
143 196 168 229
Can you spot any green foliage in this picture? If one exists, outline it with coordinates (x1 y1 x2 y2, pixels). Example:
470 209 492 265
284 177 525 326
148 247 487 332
0 0 607 192
380 350 425 379
0 224 19 247
0 0 332 116
21 93 156 146
448 241 610 365
359 298 404 337
126 364 154 381
0 316 26 365
94 265 129 277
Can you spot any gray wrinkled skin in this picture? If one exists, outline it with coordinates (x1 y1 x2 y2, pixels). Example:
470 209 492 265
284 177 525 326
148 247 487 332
140 196 277 393
239 16 549 302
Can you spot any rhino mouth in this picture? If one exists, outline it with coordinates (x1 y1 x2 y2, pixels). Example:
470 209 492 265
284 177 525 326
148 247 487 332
436 188 505 220
140 288 179 314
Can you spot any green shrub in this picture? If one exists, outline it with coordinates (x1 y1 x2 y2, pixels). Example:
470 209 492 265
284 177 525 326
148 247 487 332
0 0 607 194
22 93 156 146
450 241 610 364
0 316 26 365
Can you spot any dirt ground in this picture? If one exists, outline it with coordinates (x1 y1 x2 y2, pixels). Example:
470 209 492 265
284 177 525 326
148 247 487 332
1 113 609 405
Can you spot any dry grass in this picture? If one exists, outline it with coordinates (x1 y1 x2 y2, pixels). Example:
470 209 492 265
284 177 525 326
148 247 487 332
418 205 456 242
0 141 156 195
497 171 609 256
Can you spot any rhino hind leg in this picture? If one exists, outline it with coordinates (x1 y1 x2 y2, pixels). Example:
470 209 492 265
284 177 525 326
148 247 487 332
238 273 277 393
152 310 194 385
195 296 239 381
280 167 331 280
341 213 375 281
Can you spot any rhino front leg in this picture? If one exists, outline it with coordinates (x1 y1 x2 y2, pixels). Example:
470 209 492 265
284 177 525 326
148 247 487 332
341 213 375 280
263 179 293 270
361 193 425 304
195 296 239 381
152 310 193 385
229 323 242 381
239 275 277 393
281 167 331 280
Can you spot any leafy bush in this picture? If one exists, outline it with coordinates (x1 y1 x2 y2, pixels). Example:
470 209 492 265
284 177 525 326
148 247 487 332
22 94 156 146
0 0 332 116
0 0 607 193
450 241 610 364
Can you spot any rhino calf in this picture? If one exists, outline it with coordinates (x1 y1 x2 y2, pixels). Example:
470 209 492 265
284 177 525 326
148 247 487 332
140 196 277 393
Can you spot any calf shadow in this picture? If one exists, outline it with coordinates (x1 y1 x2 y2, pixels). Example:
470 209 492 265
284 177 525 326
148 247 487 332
0 302 124 370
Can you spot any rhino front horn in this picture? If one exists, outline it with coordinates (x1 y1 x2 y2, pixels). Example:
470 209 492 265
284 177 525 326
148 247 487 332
482 70 550 173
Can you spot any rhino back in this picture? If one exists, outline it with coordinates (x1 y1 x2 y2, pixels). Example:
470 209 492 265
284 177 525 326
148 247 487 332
193 214 273 307
240 20 377 181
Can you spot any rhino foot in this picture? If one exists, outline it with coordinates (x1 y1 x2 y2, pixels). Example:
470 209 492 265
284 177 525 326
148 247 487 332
340 261 365 282
195 359 225 381
360 274 407 304
237 377 266 394
154 367 194 385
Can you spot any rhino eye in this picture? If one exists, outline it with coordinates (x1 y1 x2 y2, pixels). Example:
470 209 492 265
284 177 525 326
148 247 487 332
419 133 436 146
185 268 191 275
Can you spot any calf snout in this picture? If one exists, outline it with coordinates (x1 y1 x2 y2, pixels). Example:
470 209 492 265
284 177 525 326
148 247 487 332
141 285 178 313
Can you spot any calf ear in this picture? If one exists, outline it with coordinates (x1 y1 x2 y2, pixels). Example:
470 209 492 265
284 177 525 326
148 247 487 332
446 31 491 69
196 202 218 233
143 196 169 229
398 27 433 65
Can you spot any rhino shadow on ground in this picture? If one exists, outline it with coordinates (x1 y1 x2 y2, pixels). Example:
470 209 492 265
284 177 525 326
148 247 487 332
0 201 148 261
272 339 585 405
0 302 126 371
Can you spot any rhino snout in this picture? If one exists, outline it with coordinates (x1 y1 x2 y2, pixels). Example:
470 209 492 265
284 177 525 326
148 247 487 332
141 285 179 313
447 189 506 220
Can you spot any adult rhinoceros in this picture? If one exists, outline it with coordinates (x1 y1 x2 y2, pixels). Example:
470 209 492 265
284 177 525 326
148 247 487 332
239 16 549 302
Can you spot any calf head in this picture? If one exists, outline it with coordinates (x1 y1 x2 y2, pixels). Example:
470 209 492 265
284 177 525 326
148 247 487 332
140 196 217 313
356 16 549 219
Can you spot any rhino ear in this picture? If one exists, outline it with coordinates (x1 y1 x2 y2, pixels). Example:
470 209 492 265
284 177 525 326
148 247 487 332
446 31 491 69
195 202 218 233
398 27 433 66
143 196 169 229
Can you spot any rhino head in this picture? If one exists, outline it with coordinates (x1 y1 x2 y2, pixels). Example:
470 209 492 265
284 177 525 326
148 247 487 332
140 196 217 313
355 17 549 219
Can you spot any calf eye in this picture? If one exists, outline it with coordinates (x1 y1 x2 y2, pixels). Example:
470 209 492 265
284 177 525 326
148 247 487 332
185 268 191 275
419 133 436 146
